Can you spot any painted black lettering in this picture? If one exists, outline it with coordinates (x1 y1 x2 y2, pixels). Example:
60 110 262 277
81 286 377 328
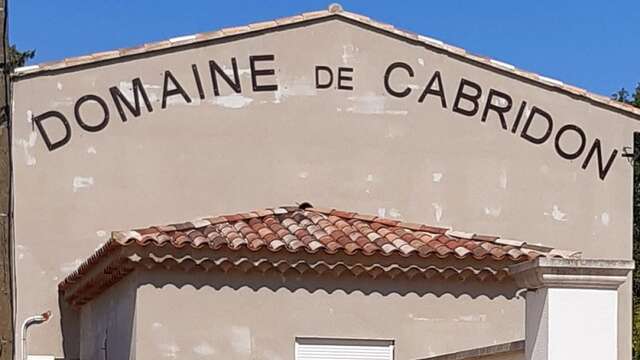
315 66 333 89
452 78 482 116
481 89 512 130
162 70 192 109
418 70 446 108
581 139 618 181
109 78 153 122
337 67 354 91
384 62 413 98
520 106 553 145
554 124 587 160
511 101 527 133
33 111 71 151
209 58 241 96
192 64 205 100
75 95 110 132
249 54 278 92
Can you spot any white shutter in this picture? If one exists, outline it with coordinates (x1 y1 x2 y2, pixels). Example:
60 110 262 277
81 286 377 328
295 338 394 360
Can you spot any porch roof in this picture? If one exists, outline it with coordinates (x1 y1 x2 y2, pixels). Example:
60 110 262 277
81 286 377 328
59 203 579 306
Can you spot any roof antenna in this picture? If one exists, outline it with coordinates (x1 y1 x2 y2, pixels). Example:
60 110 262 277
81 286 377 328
298 202 313 210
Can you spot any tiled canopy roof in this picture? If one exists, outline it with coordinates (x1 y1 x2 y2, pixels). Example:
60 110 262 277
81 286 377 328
59 205 580 306
13 5 640 118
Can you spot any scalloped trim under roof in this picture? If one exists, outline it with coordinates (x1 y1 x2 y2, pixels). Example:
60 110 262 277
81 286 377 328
58 204 580 306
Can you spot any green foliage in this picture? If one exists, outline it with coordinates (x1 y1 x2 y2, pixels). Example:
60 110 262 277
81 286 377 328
635 303 640 360
614 83 640 108
632 104 640 359
6 45 35 71
615 85 640 357
635 133 640 297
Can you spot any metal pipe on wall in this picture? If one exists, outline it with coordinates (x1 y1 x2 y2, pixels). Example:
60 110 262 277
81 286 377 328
20 311 50 360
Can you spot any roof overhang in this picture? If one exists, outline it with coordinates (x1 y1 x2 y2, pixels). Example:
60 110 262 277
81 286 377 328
58 206 578 307
417 340 524 360
59 242 519 307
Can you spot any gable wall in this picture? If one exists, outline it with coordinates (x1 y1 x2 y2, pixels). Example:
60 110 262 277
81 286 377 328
10 18 639 358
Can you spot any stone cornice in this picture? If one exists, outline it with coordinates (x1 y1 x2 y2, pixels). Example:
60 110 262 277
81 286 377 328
509 258 634 290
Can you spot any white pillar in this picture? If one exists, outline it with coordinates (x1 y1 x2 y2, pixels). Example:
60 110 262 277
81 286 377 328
510 258 633 360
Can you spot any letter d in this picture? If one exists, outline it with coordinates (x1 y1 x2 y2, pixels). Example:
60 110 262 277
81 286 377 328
33 111 72 151
315 66 333 89
520 106 553 145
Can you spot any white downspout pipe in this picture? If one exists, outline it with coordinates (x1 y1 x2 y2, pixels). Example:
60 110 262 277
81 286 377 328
20 311 51 360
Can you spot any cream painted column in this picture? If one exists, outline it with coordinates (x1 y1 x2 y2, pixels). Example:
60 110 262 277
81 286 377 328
510 258 634 360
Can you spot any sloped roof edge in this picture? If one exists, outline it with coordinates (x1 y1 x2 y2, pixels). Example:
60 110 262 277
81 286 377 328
12 5 640 119
58 204 580 306
418 340 524 360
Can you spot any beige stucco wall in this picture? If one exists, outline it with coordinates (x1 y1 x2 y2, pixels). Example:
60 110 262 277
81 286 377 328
132 270 522 360
10 17 640 359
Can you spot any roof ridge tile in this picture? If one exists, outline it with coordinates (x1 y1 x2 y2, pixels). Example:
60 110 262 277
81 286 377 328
330 210 356 219
352 213 376 221
219 25 251 35
372 217 401 227
472 234 500 242
397 222 423 231
247 20 279 30
274 15 305 25
495 238 525 247
301 10 330 18
445 230 475 240
273 207 289 215
308 207 334 215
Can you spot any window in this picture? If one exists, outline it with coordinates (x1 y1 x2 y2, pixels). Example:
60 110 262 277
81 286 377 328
295 337 394 360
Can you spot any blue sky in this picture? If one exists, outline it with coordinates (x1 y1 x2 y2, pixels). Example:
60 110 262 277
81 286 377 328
11 0 639 97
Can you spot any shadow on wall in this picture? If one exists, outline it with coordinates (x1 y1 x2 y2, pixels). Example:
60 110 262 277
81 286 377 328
137 267 522 300
57 266 521 359
59 296 79 360
59 274 138 360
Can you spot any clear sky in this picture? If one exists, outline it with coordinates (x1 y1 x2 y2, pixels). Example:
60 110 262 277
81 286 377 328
10 0 640 97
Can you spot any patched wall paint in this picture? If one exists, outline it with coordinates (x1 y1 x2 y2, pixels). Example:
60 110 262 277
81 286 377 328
10 16 639 359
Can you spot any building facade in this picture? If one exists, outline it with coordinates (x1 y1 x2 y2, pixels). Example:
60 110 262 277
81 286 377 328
9 5 640 360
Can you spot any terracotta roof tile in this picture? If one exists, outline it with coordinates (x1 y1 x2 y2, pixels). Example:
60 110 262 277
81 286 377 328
59 204 579 306
473 234 500 242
